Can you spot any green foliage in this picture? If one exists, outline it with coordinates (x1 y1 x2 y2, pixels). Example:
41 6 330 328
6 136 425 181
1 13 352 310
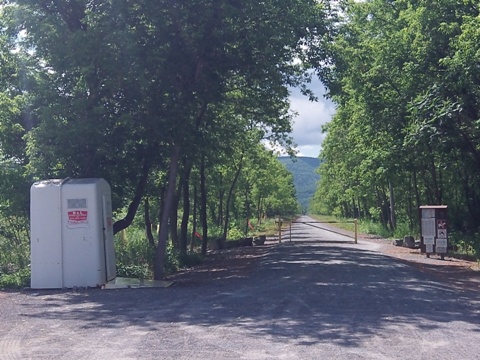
0 1 326 280
163 245 181 276
0 268 30 289
163 244 205 275
114 225 206 278
227 224 245 241
392 222 415 240
449 232 480 258
358 219 394 239
114 228 155 279
115 263 150 280
0 215 30 287
251 218 277 235
312 0 480 251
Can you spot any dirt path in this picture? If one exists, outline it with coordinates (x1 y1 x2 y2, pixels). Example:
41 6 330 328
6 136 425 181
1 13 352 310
1 217 480 359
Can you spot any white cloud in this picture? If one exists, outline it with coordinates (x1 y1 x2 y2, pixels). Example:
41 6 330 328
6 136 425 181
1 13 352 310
288 78 336 157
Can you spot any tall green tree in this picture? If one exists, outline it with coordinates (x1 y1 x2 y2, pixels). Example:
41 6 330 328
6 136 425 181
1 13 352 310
6 0 327 278
313 0 480 238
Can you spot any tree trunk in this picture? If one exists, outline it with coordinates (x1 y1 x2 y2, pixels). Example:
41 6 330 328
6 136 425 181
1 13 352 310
215 174 224 227
169 174 183 249
244 182 250 235
352 197 358 219
406 181 414 231
376 187 387 228
256 195 263 224
144 198 155 248
388 180 396 231
190 183 197 253
113 152 152 234
154 143 182 280
200 155 208 255
379 187 392 230
413 170 421 210
217 187 225 227
169 201 179 249
180 160 192 256
426 143 441 204
222 157 244 241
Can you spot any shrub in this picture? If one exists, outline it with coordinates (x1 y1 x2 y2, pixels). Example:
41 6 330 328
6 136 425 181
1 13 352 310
116 263 151 279
0 268 30 289
115 228 155 279
392 222 416 239
358 219 392 238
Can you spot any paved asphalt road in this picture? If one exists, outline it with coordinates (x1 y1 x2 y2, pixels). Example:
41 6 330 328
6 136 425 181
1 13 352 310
1 215 479 359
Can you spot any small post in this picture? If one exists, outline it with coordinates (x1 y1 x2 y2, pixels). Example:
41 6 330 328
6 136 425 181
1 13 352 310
276 217 282 243
354 219 358 244
289 221 292 242
279 223 282 243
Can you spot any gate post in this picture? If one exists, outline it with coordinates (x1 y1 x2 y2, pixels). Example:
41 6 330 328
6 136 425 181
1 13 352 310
354 219 358 244
289 222 292 242
276 217 282 243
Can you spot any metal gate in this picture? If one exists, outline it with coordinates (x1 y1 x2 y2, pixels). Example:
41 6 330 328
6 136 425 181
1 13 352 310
285 219 358 244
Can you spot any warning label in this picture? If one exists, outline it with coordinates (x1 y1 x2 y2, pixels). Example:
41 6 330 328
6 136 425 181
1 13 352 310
68 210 88 225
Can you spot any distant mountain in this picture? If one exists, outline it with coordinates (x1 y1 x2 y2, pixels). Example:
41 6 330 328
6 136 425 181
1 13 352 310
278 156 320 212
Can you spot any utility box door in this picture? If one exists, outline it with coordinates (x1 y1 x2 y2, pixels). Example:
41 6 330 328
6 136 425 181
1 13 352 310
30 180 64 289
30 178 116 289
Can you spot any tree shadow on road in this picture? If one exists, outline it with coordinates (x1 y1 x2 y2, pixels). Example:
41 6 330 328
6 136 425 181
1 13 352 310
16 241 480 350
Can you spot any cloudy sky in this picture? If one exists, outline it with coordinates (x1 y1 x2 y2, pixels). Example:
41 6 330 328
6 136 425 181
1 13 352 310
288 78 336 158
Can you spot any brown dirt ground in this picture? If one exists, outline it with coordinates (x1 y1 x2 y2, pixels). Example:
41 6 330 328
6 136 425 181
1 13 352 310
166 242 276 286
166 234 480 293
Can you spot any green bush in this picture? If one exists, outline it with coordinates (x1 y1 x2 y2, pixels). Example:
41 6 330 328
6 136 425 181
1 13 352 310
0 268 30 289
115 228 155 279
163 244 180 275
227 225 245 240
0 219 30 289
116 263 151 279
115 226 207 278
0 224 30 279
358 219 392 238
449 231 480 256
392 222 417 240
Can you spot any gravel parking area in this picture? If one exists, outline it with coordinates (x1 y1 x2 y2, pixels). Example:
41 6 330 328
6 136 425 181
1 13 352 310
1 216 479 359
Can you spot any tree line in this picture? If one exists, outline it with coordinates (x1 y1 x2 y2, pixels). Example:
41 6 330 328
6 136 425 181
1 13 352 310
311 0 480 251
0 0 329 281
6 0 479 282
